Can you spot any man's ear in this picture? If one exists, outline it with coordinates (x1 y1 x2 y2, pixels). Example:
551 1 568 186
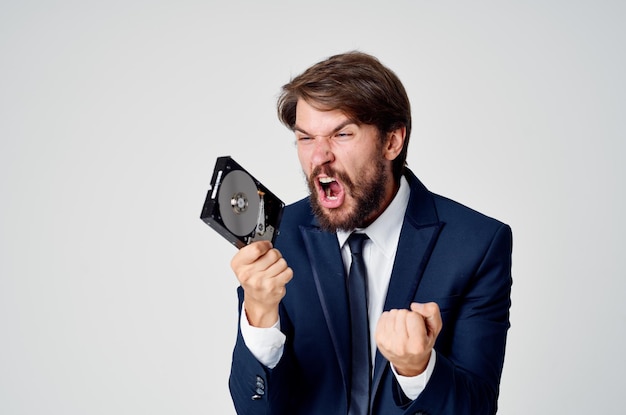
383 126 406 161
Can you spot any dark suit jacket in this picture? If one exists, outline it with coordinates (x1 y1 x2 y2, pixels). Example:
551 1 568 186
229 170 513 415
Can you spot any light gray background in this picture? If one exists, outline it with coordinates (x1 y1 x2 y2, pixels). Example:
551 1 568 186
1 1 624 414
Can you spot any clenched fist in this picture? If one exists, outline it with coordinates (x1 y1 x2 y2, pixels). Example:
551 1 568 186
375 302 442 377
230 241 293 328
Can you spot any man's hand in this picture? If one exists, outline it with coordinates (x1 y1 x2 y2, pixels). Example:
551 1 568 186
375 302 442 377
230 241 293 328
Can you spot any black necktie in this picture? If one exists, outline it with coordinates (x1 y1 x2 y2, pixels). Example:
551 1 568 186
347 233 371 415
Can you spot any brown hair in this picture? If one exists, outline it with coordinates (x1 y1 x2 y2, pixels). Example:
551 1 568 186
277 51 412 180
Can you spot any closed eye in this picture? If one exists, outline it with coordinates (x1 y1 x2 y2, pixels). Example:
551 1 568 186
333 132 354 141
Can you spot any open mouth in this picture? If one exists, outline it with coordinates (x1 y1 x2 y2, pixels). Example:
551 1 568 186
316 175 345 208
319 177 340 200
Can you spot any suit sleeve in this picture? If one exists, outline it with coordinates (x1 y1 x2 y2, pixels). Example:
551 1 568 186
404 223 513 415
229 287 295 415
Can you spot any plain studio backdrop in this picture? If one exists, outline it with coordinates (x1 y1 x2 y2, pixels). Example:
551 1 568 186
1 1 624 414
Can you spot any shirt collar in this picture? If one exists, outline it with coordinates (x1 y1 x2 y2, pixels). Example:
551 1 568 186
337 175 410 258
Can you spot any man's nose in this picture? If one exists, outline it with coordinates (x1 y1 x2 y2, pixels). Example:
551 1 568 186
310 137 334 167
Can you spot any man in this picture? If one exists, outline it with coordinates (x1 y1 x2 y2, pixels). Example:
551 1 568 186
228 51 512 415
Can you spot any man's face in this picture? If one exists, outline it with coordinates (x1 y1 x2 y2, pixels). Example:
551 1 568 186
294 99 400 232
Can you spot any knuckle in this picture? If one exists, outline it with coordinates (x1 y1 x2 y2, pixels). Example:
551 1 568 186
268 248 282 261
247 275 263 291
426 301 440 313
237 267 254 283
230 252 243 271
245 242 261 256
284 267 294 281
276 257 288 269
277 285 287 299
252 241 271 257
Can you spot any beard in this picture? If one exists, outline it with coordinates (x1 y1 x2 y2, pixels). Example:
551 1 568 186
307 156 389 233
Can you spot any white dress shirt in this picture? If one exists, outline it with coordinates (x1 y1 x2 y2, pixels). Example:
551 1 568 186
240 176 435 400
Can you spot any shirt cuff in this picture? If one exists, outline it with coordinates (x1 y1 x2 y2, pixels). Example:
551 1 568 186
239 303 286 369
391 349 437 400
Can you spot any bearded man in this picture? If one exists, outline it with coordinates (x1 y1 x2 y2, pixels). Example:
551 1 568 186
228 51 513 415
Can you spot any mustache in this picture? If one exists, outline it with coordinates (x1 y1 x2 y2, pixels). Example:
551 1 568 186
309 165 354 189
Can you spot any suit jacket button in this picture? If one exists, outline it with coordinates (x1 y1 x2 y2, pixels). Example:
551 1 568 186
252 375 265 399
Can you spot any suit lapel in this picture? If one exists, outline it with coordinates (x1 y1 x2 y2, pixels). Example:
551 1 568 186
371 171 444 400
299 225 352 397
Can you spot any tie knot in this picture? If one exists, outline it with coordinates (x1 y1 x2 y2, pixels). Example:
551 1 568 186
347 233 368 256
